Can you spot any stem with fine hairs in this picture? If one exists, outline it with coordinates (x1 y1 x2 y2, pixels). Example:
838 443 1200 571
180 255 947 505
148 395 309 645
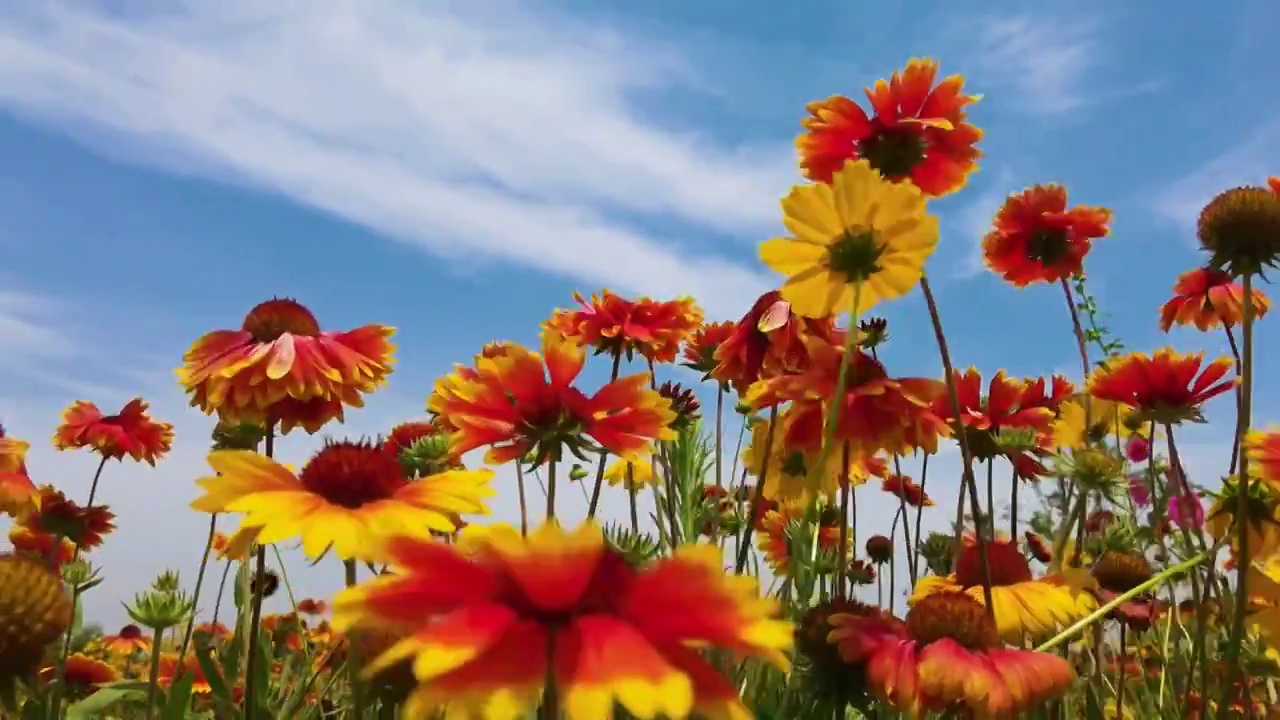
516 462 529 536
177 513 220 668
586 351 624 517
545 456 558 522
241 425 275 715
1222 273 1257 718
736 406 778 574
919 273 995 615
912 453 929 585
1225 324 1244 474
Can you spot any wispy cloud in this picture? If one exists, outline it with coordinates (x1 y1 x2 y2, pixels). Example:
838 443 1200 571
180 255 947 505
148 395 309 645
1151 120 1280 232
948 168 1014 278
0 3 790 317
0 290 78 366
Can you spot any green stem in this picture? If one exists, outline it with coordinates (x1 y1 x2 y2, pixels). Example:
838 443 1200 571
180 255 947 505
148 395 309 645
1037 551 1208 652
735 407 778 574
345 560 365 718
143 626 165 720
1221 272 1255 718
806 282 864 491
241 425 275 714
585 351 624 517
177 513 219 667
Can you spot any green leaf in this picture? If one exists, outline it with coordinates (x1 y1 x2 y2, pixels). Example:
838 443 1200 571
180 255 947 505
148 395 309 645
66 687 145 719
161 672 195 720
18 696 45 720
195 646 234 706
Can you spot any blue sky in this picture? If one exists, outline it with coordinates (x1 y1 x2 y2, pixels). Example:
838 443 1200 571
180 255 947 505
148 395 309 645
0 1 1276 625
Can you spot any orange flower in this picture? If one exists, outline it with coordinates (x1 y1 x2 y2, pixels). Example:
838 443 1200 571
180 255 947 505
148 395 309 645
757 503 847 577
52 398 174 465
798 58 982 197
1159 267 1272 332
297 598 328 616
982 184 1112 288
40 653 117 691
102 624 150 656
546 290 704 363
21 486 114 552
156 653 212 694
1087 349 1236 424
881 474 933 508
177 298 396 434
0 428 38 519
744 334 947 458
8 524 76 566
1246 428 1280 487
831 593 1073 716
711 291 842 392
430 330 676 465
332 523 792 720
680 321 736 380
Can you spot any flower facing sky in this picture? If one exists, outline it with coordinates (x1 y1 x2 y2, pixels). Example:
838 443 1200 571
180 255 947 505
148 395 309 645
710 291 841 393
760 159 940 319
430 330 676 465
331 522 792 720
52 398 174 465
547 290 703 363
982 184 1112 288
177 298 396 434
798 58 982 197
1159 266 1272 332
1087 349 1236 425
192 444 493 561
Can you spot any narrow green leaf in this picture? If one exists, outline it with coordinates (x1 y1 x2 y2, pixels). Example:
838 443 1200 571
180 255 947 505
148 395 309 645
65 687 145 719
160 672 195 720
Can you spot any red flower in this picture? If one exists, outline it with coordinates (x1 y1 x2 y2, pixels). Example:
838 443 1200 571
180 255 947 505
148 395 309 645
798 58 982 197
982 184 1112 288
1087 348 1236 424
711 291 841 392
430 330 676 464
53 398 173 465
331 523 792 720
880 474 933 508
8 524 76 567
830 593 1073 716
102 624 150 655
178 298 396 435
1159 266 1271 332
21 486 114 552
546 290 703 363
680 321 736 379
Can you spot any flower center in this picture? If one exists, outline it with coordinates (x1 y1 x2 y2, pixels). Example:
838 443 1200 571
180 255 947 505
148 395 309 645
1091 551 1153 593
119 624 143 640
905 592 997 650
781 451 807 478
241 298 322 342
1024 227 1071 265
826 230 885 283
298 441 406 509
954 538 1033 587
857 127 927 179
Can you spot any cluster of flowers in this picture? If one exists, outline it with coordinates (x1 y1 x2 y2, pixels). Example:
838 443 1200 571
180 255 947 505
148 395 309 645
2 56 1280 719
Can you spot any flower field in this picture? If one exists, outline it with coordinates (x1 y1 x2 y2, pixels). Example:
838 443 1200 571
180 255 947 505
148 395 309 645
4 56 1280 719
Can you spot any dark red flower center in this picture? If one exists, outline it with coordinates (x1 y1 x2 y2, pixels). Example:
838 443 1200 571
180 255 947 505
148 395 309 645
858 127 927 179
298 441 405 509
826 230 885 282
954 539 1033 587
906 592 997 650
1025 227 1071 265
242 298 322 342
119 624 143 640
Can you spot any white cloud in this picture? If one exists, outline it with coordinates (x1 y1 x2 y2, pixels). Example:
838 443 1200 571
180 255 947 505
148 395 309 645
1151 120 1280 232
967 15 1099 115
0 2 792 318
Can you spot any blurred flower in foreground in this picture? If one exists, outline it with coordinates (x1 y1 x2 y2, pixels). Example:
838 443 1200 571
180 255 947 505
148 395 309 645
332 522 792 720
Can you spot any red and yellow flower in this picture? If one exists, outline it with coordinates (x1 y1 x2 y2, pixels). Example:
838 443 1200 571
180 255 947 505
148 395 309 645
52 398 173 465
711 291 841 392
331 522 792 720
744 335 948 459
39 653 118 691
0 428 36 519
1246 428 1280 487
546 291 703 364
982 184 1112 288
19 486 115 552
743 415 888 502
1159 267 1272 332
430 330 676 465
102 624 150 656
909 534 1093 641
156 653 212 694
680 321 736 380
8 524 76 567
757 503 848 577
798 58 982 197
1087 348 1236 424
177 298 396 434
881 474 933 508
830 592 1073 716
603 457 659 490
192 444 493 561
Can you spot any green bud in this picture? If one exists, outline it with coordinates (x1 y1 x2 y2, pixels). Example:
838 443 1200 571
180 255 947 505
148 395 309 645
126 589 194 631
569 464 588 482
62 558 102 592
152 569 181 594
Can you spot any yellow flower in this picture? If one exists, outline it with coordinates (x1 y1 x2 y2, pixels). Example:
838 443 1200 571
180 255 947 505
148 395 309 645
742 413 885 503
1050 396 1150 450
759 159 939 319
603 457 659 490
193 446 493 562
